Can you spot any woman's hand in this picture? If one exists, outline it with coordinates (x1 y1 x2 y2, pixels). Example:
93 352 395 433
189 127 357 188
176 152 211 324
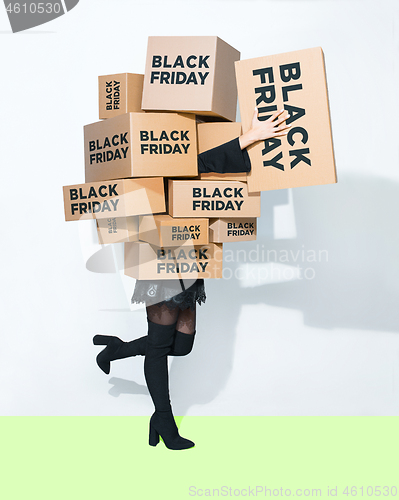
239 108 291 150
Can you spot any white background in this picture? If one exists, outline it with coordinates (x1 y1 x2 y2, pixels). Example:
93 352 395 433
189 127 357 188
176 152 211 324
1 0 398 416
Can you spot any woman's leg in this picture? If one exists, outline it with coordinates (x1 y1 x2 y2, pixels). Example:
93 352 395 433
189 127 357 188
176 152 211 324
146 303 179 326
144 304 194 449
170 305 196 356
93 303 197 374
176 306 196 334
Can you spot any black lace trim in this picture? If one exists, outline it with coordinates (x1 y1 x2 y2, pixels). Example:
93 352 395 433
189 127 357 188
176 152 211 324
131 280 206 311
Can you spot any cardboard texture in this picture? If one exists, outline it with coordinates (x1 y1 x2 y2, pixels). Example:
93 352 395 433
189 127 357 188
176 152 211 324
97 216 139 244
124 241 223 279
142 36 240 121
84 112 197 183
197 122 242 154
99 73 144 120
63 177 165 222
197 121 246 181
235 47 336 192
209 218 257 242
139 214 209 247
168 180 261 218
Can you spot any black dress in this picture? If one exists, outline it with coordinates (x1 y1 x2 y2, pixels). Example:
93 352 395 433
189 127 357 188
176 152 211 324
131 137 251 310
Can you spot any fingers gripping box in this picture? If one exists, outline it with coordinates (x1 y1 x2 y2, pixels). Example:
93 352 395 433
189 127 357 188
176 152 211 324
142 36 240 121
235 47 337 193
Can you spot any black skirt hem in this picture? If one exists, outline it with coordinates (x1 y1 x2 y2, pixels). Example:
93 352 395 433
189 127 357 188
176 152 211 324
131 279 206 311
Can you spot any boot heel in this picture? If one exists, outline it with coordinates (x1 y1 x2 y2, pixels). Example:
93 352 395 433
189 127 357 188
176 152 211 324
93 335 116 345
149 424 160 447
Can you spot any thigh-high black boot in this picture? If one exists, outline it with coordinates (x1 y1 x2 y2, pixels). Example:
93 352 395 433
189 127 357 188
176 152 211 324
144 320 195 450
93 331 195 374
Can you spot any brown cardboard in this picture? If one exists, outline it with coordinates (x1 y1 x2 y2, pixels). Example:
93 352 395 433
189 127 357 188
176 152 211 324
124 241 223 280
168 180 261 218
139 215 209 247
197 121 246 181
197 122 242 154
209 218 257 242
197 172 247 181
99 73 144 119
235 47 336 192
141 36 240 121
63 177 165 222
97 216 139 244
84 112 197 183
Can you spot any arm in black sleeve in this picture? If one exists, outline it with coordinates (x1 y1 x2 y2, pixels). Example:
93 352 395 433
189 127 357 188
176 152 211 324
197 137 252 174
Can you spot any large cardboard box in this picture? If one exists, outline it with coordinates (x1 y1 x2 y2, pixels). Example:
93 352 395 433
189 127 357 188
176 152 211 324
124 241 223 280
139 214 209 247
63 177 165 222
197 122 246 182
209 218 257 242
142 36 240 121
97 216 139 244
168 180 261 218
84 112 197 182
235 47 336 193
99 73 144 120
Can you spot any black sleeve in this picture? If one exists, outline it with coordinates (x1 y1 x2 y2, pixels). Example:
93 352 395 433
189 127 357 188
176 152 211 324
197 137 252 174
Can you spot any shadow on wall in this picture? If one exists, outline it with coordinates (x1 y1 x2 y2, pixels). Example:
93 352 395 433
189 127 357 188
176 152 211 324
169 172 399 414
101 172 399 414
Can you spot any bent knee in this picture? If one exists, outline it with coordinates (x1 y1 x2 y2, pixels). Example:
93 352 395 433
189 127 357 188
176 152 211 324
170 331 195 356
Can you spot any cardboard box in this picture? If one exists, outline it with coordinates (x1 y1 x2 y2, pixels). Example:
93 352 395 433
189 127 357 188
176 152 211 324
99 73 144 120
197 121 246 181
97 216 139 244
197 122 242 154
142 36 240 121
84 112 197 183
235 47 336 193
168 180 261 218
209 218 257 242
139 214 209 247
124 241 223 280
63 177 165 222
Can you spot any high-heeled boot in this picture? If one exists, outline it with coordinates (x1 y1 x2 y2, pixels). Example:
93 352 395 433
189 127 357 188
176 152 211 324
93 334 146 374
93 330 196 374
144 320 195 450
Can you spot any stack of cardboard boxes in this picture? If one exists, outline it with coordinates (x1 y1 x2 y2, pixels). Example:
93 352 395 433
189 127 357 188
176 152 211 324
63 37 336 281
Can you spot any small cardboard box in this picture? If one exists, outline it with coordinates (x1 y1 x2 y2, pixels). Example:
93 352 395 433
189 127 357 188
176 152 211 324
142 36 240 121
97 216 139 244
99 73 144 119
84 112 197 183
63 177 165 222
139 214 209 247
168 180 261 218
209 218 257 242
197 122 246 182
235 47 336 193
124 241 223 280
